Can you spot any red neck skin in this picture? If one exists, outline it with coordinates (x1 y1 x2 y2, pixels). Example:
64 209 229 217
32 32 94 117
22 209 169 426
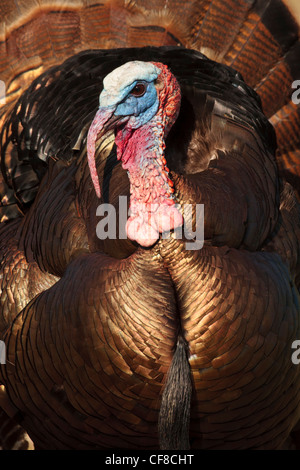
115 113 183 247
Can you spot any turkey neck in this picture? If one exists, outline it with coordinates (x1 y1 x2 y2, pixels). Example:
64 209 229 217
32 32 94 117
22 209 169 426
115 122 172 197
114 117 183 247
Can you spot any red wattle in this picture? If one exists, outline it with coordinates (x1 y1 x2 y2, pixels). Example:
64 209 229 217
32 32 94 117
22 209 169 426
115 119 183 247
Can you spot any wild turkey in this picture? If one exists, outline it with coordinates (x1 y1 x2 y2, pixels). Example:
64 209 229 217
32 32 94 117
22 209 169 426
0 0 300 450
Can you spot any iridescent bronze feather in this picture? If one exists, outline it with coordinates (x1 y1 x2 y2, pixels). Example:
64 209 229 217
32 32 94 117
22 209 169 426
0 0 300 451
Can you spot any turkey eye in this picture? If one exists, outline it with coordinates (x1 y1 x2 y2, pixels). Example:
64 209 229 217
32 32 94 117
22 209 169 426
130 83 146 97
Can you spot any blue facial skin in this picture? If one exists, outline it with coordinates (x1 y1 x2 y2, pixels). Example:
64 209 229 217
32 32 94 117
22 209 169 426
114 81 159 129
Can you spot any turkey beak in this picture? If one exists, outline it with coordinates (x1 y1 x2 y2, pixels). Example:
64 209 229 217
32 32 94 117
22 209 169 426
87 106 127 199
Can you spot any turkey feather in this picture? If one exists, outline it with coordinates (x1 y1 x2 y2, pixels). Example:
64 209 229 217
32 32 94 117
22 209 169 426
0 0 300 451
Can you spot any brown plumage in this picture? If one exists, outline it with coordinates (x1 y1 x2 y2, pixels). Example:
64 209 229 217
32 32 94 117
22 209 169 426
0 0 300 451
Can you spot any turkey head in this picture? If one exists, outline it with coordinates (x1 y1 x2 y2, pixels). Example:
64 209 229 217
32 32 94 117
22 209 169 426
87 60 183 247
